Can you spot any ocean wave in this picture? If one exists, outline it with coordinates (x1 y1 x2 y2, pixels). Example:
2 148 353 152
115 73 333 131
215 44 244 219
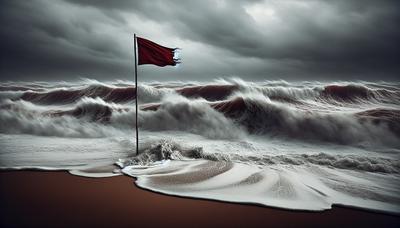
118 140 400 174
0 96 245 139
174 82 400 105
262 153 400 174
2 91 399 145
176 84 237 101
2 80 398 108
259 86 321 101
20 84 136 104
112 94 246 139
0 99 122 138
15 83 247 105
233 95 400 146
320 84 400 103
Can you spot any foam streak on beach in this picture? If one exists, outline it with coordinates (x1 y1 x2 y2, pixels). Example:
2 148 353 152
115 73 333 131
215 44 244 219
1 78 399 214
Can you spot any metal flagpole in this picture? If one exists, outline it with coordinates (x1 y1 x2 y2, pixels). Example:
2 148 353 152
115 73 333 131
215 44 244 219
134 34 139 155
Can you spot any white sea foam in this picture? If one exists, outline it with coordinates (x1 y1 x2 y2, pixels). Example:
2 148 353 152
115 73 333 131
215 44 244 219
121 159 400 213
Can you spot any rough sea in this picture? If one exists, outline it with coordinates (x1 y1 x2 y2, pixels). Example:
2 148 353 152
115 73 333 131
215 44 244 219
1 78 399 213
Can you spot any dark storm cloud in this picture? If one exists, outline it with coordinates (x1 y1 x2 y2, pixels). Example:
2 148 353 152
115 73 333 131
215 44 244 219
1 0 399 81
0 0 131 80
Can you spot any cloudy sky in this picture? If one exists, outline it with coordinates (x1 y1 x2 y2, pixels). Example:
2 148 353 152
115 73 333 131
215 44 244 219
1 0 399 82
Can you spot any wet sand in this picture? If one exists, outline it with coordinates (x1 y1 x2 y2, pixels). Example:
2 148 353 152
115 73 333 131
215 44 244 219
0 171 399 227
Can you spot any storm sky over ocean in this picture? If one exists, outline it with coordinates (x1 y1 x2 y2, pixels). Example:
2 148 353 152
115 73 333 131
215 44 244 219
1 0 399 81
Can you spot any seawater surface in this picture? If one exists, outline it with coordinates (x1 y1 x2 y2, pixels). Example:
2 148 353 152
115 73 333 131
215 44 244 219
1 78 399 213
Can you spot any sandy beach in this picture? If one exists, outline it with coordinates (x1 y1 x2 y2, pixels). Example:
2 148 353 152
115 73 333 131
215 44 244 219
0 171 399 227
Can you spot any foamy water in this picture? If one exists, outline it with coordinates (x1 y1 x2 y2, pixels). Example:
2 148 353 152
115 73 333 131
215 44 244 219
1 78 399 213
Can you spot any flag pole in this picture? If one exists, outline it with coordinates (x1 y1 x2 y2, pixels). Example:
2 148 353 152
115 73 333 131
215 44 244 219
134 34 139 155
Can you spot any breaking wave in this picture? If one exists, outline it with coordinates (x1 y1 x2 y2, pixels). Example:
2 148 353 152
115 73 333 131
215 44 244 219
1 83 399 146
320 84 400 102
234 95 400 146
0 98 121 137
20 85 136 104
2 80 399 106
117 140 400 174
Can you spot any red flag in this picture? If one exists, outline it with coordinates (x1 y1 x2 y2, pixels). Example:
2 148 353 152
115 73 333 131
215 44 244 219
137 37 180 67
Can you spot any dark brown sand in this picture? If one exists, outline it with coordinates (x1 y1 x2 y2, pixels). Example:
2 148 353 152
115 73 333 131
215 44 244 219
0 171 399 227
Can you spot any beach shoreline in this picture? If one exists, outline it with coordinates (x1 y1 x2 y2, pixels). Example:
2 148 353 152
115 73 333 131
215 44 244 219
0 171 399 227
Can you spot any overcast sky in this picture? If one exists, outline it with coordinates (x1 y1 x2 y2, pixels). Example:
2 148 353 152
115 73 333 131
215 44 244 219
1 0 399 82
